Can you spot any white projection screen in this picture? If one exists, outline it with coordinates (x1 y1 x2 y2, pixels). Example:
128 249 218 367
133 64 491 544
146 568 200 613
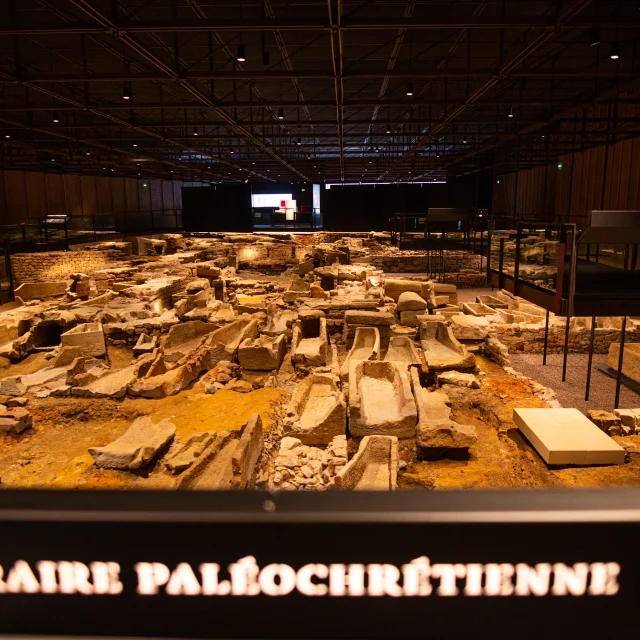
251 193 293 208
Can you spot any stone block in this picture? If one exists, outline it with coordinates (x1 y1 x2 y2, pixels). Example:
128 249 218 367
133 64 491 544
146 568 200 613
349 360 417 438
61 322 106 357
89 416 176 469
513 408 625 465
284 372 346 444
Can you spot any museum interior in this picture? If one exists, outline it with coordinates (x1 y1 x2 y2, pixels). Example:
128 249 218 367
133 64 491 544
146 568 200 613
2 0 640 495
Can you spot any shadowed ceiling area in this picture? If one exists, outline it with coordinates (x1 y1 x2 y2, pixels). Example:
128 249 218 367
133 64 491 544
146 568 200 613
1 0 639 184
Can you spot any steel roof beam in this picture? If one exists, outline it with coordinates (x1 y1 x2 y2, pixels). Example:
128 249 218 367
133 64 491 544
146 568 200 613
66 0 308 181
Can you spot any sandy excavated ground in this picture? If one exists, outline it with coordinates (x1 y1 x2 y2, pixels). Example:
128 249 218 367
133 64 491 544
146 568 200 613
3 345 640 492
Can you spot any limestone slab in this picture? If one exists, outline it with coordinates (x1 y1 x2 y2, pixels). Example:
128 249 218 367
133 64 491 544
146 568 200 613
284 372 346 444
334 435 398 490
513 408 625 466
60 322 106 357
340 326 380 381
348 360 417 438
89 416 176 469
450 314 489 340
238 334 286 371
420 321 475 371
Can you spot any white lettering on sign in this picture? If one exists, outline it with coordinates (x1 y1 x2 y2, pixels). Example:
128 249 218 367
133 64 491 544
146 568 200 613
0 558 622 598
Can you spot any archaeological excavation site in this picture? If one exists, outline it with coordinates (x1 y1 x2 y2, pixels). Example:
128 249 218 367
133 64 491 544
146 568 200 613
5 3 640 634
0 224 638 492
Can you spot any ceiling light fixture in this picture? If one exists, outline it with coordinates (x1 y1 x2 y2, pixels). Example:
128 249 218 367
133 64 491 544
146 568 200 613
237 44 246 62
278 108 284 120
406 80 414 96
230 148 234 154
463 136 468 144
193 127 198 136
611 42 620 59
296 137 301 145
122 85 131 100
52 113 60 123
386 124 391 134
132 141 137 147
508 107 514 118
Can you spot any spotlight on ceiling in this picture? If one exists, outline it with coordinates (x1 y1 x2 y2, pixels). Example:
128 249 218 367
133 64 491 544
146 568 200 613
386 124 391 134
4 134 9 139
237 44 246 62
278 108 284 120
52 112 60 123
230 148 234 154
406 80 414 96
508 107 514 118
132 141 137 147
296 137 301 145
122 85 131 100
611 42 620 59
193 127 199 136
463 137 468 144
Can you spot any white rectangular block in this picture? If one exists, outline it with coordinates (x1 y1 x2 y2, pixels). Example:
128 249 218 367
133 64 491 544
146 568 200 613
513 408 625 466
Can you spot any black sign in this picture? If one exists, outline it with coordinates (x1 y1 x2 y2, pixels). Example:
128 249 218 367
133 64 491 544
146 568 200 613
0 489 638 638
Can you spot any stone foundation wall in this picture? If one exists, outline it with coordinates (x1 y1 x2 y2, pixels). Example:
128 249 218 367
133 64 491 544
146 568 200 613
494 323 640 355
236 243 296 270
442 270 488 288
353 250 482 274
11 250 128 283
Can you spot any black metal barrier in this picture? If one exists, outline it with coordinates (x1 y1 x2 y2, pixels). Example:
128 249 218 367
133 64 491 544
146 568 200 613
0 210 183 253
0 489 638 638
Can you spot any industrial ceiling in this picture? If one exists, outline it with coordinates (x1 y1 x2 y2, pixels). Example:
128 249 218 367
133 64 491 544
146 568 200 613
1 0 639 183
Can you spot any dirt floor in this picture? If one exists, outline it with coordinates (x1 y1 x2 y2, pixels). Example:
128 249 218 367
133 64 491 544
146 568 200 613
3 327 640 493
399 355 640 490
0 347 285 489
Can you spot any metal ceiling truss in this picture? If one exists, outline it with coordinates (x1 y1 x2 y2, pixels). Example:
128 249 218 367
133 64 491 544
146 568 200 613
0 0 639 182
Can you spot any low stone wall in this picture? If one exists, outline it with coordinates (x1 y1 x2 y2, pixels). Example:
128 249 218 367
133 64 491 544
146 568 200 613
493 323 640 355
236 243 297 270
11 250 129 283
442 270 488 288
354 250 482 274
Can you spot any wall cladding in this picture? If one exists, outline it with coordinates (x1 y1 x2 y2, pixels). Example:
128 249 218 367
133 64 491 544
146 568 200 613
0 170 183 229
11 250 128 283
493 99 640 221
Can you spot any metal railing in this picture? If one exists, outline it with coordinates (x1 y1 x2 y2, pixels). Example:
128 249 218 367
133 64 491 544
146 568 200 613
0 209 182 253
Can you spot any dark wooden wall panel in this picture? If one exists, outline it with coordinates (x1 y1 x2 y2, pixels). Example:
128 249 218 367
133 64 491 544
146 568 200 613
44 174 66 214
124 178 139 213
162 181 174 210
80 176 98 216
111 177 126 214
497 127 640 222
4 171 28 223
64 175 83 217
25 172 47 219
0 170 182 230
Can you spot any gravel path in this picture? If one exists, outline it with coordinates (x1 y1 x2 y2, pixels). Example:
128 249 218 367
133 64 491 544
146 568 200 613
510 352 640 414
